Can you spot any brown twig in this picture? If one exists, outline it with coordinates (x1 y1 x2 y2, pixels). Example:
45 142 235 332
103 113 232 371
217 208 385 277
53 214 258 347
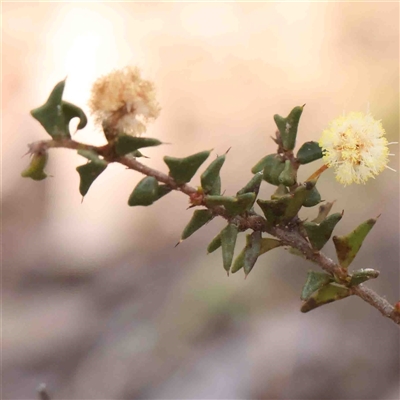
28 139 400 326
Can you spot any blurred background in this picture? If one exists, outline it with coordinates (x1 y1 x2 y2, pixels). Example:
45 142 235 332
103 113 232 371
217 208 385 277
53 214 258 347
2 2 399 399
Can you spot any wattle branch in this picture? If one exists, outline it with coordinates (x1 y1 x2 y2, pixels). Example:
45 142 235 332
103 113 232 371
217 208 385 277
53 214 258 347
26 137 400 325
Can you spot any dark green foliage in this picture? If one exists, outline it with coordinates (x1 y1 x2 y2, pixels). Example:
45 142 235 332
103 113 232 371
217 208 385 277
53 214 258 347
284 180 316 220
209 175 221 195
205 193 256 216
164 150 211 184
231 235 281 275
115 136 162 156
301 283 351 313
301 271 333 301
220 224 239 273
201 154 226 193
251 154 277 174
31 79 87 138
243 231 262 277
62 101 88 132
333 216 379 269
257 196 292 225
25 88 385 317
261 154 285 186
181 209 213 241
278 160 297 186
237 172 263 196
128 176 159 206
76 159 108 197
207 233 222 254
303 212 343 251
273 105 304 151
296 141 323 164
303 186 322 207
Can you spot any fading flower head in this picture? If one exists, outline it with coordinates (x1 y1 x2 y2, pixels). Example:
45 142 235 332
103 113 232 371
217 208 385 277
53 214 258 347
89 66 161 136
319 112 394 185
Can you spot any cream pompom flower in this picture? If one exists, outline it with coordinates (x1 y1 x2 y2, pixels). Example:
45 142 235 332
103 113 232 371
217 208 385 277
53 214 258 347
89 66 161 137
318 112 395 185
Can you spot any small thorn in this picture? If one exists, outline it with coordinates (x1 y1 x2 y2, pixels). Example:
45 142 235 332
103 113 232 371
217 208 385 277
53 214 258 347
81 196 84 204
175 240 182 248
225 147 232 155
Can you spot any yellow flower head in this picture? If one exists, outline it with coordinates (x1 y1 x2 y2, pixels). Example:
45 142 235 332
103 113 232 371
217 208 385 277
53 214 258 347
319 112 394 185
89 66 161 136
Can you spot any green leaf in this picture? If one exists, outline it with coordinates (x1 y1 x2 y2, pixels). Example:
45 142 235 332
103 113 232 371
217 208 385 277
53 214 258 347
21 151 49 181
303 212 343 251
206 193 256 216
252 154 277 174
231 236 281 275
237 172 263 196
164 150 211 184
273 105 304 151
312 201 335 224
209 175 221 195
284 180 316 220
257 196 292 225
31 79 86 138
225 193 256 216
61 101 88 133
31 79 66 137
301 271 333 301
244 231 262 277
301 283 351 313
231 246 246 274
333 216 379 269
201 154 226 193
130 150 148 158
349 269 380 286
302 186 322 207
115 136 162 156
278 160 297 187
271 184 289 199
181 209 213 241
221 223 239 274
296 141 323 164
128 176 159 206
205 195 237 207
76 160 108 197
207 233 222 254
259 238 282 255
262 154 286 186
